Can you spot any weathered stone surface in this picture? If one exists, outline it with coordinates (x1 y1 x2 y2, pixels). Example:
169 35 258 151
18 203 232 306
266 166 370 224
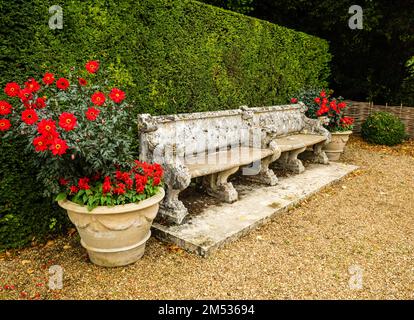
138 103 331 225
152 162 358 257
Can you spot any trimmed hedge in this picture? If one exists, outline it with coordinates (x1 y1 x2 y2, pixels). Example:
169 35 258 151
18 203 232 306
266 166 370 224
0 139 71 250
0 0 330 249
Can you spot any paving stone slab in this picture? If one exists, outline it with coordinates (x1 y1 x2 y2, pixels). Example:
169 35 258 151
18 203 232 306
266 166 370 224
152 162 358 257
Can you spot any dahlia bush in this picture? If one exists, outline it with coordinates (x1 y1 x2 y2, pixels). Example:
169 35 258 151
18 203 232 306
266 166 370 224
293 89 354 132
0 60 163 210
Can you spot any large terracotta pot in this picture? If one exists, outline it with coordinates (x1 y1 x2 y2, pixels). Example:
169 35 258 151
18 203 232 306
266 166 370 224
58 188 165 267
323 131 353 161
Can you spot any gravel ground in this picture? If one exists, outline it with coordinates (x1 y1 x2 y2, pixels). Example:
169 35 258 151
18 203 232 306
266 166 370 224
1 136 413 300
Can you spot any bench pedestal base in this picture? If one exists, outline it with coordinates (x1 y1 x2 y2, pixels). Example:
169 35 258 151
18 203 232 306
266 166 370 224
274 147 306 174
202 167 239 203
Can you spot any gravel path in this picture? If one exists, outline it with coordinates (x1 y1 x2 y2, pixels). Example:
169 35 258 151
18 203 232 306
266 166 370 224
1 136 413 300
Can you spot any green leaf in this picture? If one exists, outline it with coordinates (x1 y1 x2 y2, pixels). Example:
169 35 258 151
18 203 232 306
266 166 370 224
55 193 67 202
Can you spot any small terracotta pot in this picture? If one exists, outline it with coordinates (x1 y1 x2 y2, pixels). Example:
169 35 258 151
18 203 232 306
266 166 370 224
59 188 165 267
323 131 353 161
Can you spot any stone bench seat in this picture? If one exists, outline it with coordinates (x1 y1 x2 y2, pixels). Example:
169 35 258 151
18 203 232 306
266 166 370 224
275 134 326 152
184 147 273 178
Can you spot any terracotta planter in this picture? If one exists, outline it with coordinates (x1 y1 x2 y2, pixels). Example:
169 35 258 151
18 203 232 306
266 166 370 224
323 131 353 161
58 188 165 267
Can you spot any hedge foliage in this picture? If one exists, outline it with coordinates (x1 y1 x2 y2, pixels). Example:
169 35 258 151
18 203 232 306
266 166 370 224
0 0 330 249
361 112 406 146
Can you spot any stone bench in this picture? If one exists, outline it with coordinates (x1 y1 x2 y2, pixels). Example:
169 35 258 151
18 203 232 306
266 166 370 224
138 103 330 225
138 110 279 224
245 103 331 174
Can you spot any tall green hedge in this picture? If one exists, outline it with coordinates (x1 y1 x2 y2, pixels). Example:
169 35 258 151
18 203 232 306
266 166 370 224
0 0 331 249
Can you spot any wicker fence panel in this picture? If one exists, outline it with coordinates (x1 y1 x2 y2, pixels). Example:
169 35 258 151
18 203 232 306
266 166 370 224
344 101 414 138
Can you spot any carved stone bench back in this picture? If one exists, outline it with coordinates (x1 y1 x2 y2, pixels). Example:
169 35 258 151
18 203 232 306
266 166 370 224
248 104 307 136
138 110 252 164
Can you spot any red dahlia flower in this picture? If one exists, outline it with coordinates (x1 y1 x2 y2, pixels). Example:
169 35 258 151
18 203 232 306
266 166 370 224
59 178 69 186
91 92 105 106
109 88 126 104
18 88 33 102
314 97 321 104
42 73 55 85
85 107 100 121
338 102 347 109
22 109 38 125
50 138 68 156
59 112 77 131
85 60 99 74
25 78 41 92
37 119 57 136
4 82 20 97
33 136 48 152
290 98 298 104
0 119 11 131
56 78 70 90
35 97 46 109
78 78 87 86
78 177 90 190
0 101 12 115
340 117 354 126
320 91 326 98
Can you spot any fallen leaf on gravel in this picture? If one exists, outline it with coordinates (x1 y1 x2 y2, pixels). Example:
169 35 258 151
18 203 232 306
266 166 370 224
68 228 77 236
44 240 55 248
167 245 184 254
27 269 35 274
63 245 72 250
256 236 264 241
21 260 31 265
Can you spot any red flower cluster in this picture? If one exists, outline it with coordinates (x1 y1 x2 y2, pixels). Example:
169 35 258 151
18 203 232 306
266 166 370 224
90 87 126 106
340 116 354 127
314 91 348 116
34 119 68 156
99 162 163 196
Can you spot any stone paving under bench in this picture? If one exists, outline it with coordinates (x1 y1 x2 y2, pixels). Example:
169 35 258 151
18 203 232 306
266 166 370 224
152 162 358 257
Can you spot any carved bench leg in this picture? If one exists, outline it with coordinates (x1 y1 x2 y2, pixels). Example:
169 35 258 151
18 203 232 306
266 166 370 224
202 166 239 203
312 141 329 164
244 152 281 186
274 147 306 174
298 142 329 165
159 185 189 225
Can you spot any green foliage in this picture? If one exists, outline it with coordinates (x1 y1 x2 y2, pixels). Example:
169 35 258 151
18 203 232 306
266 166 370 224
0 139 70 251
251 0 414 105
0 0 330 249
295 87 327 118
201 0 255 14
361 112 406 146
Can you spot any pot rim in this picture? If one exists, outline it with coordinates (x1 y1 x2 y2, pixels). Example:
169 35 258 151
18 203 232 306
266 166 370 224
58 187 165 215
330 130 353 135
